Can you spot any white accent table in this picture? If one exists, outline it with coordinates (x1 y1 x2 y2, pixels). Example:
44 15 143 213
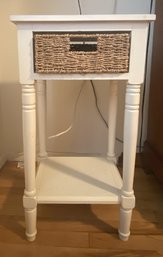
10 15 155 242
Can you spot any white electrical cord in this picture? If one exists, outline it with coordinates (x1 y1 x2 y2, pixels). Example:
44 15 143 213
48 82 85 140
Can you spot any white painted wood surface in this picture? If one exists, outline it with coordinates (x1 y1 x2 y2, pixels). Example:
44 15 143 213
21 84 37 241
36 80 48 159
107 81 118 163
21 84 36 197
10 14 155 22
36 156 122 204
119 84 141 241
10 14 155 242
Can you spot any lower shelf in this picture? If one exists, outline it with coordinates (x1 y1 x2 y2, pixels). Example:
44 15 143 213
36 156 122 204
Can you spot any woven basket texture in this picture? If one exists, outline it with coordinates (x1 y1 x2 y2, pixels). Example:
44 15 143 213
34 32 130 74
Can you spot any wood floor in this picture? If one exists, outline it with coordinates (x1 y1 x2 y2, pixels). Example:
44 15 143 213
0 161 163 256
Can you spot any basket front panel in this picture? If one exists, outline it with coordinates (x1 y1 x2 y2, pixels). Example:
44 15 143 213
34 32 130 74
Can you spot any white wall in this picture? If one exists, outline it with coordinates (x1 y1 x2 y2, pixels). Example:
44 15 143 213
0 0 152 160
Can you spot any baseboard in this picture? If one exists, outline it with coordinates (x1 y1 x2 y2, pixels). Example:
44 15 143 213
142 141 163 185
0 154 7 169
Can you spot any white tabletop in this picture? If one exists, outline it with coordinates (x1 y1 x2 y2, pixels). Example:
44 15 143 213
10 14 156 23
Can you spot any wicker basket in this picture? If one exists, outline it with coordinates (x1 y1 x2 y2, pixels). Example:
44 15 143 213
33 32 130 74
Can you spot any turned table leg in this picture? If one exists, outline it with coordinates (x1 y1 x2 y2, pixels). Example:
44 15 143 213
36 80 48 159
107 80 118 163
22 84 37 241
119 83 141 241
